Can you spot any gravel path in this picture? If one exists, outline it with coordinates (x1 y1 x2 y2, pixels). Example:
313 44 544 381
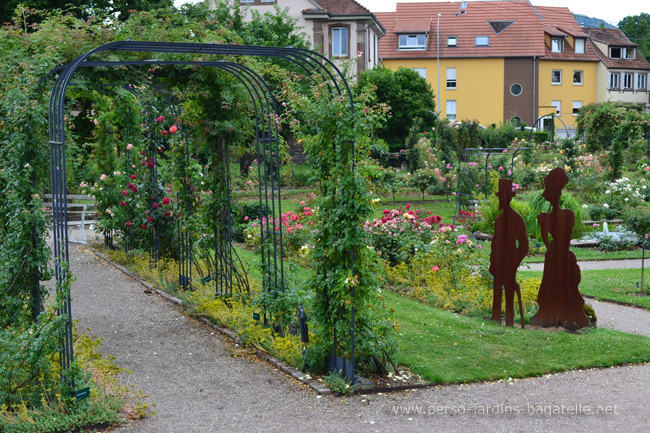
64 242 650 432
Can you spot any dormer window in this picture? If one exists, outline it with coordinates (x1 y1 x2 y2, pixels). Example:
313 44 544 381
574 38 585 54
448 36 457 47
399 34 427 50
551 37 564 53
610 47 635 59
475 35 489 47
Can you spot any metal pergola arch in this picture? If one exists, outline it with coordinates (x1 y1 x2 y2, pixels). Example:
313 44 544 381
44 41 357 382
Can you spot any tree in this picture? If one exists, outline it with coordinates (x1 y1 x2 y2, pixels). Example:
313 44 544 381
0 0 174 24
356 66 436 152
619 13 650 61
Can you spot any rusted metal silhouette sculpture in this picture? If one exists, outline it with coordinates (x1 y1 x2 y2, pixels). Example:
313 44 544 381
490 178 528 328
530 168 589 330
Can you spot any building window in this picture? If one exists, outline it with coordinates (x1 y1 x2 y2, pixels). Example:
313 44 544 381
446 68 457 89
608 72 620 89
332 27 348 57
411 68 427 79
551 100 561 116
574 38 586 54
551 37 563 53
610 47 635 59
573 70 583 85
446 100 457 121
240 0 253 3
573 101 582 116
475 36 489 46
636 73 648 90
510 83 523 96
399 34 427 50
552 70 562 85
623 73 634 89
447 36 457 47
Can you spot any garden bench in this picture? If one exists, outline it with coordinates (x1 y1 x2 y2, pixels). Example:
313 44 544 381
43 194 97 244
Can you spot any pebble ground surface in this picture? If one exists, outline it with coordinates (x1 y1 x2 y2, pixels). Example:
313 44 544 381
60 237 650 433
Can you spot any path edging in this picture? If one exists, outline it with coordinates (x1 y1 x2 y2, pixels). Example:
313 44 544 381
91 249 332 395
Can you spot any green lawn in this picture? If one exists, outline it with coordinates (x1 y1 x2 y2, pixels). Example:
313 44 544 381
387 289 650 384
520 268 650 310
523 247 648 263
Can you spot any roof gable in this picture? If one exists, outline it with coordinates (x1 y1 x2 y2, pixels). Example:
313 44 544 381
377 1 547 59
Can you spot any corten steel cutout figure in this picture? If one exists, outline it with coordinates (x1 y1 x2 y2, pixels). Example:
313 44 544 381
530 168 589 330
490 178 528 328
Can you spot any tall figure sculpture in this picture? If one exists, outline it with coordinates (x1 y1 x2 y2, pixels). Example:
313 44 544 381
490 178 528 327
530 168 589 330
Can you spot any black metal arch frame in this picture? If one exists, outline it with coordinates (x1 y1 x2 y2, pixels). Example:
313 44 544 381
44 41 356 381
453 147 530 226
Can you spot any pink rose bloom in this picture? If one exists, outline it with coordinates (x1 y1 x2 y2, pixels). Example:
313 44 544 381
446 163 451 169
169 125 178 134
252 223 258 227
156 116 164 123
300 201 305 205
100 174 107 181
432 266 440 272
127 143 133 150
244 216 249 222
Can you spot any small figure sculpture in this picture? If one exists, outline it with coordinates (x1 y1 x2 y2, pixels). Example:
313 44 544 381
530 168 589 330
490 178 528 328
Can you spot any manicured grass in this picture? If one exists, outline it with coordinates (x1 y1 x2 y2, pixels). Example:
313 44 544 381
386 289 650 384
521 268 650 309
523 247 647 263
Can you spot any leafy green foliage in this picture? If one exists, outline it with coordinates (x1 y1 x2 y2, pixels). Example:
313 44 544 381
356 66 436 151
287 75 398 373
619 13 650 61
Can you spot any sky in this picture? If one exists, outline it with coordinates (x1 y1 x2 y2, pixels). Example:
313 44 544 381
353 0 647 25
175 0 648 26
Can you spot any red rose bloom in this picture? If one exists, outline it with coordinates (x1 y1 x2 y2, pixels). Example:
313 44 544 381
126 221 131 227
152 203 159 209
147 216 153 223
122 190 128 197
141 224 146 230
130 174 136 180
162 197 170 205
120 201 126 207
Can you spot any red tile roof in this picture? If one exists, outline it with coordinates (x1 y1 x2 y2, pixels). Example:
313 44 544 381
587 28 638 48
394 20 432 33
377 1 547 60
303 0 372 15
586 29 650 70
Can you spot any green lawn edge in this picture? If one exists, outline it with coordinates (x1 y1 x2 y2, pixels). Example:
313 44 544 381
385 290 650 385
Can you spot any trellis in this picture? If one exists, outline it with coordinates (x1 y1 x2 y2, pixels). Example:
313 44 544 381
41 41 357 381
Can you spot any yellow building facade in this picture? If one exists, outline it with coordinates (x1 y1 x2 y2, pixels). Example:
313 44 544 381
381 58 506 126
